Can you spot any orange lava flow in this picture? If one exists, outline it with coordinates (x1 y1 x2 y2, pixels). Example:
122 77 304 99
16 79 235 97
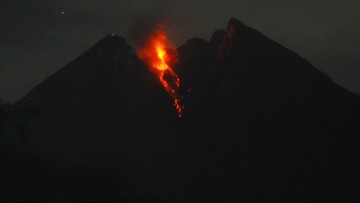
137 26 184 118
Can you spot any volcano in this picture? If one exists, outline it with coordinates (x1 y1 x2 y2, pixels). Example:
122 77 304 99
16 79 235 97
3 18 360 202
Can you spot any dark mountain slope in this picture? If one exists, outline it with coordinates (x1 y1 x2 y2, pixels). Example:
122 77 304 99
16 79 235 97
19 35 181 164
8 35 191 202
175 18 360 202
4 18 360 202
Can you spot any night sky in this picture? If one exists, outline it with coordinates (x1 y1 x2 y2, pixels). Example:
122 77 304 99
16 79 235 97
1 0 359 103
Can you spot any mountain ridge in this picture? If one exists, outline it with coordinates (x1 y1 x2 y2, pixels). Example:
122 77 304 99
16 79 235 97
6 17 360 202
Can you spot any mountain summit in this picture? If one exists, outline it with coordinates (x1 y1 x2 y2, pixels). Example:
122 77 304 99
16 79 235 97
7 18 360 202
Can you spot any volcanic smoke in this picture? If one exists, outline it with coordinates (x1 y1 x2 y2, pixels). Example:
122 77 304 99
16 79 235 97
136 24 184 118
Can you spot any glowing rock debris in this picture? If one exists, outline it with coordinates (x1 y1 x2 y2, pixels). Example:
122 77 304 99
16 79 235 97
137 24 184 118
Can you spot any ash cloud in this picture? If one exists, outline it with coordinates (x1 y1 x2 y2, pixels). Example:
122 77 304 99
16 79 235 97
127 11 170 48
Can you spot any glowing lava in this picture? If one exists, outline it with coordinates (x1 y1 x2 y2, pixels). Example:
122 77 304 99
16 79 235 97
137 24 184 118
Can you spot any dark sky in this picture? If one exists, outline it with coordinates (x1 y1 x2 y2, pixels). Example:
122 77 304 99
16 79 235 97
1 0 359 103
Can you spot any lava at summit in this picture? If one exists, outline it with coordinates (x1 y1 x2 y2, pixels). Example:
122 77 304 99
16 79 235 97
137 24 184 118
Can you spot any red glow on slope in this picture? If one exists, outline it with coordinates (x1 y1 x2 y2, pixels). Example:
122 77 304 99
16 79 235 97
137 24 184 118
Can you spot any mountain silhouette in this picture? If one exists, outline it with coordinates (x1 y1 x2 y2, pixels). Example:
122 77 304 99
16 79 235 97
4 18 360 202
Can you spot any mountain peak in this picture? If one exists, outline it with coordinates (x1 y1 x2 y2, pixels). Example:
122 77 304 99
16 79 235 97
98 34 127 46
227 17 245 31
21 34 152 108
83 34 130 58
216 17 274 61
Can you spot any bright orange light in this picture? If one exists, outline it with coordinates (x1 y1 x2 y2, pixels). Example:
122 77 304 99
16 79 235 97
137 24 184 118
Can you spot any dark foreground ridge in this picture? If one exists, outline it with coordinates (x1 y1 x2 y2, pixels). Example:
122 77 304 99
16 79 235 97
1 18 359 202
